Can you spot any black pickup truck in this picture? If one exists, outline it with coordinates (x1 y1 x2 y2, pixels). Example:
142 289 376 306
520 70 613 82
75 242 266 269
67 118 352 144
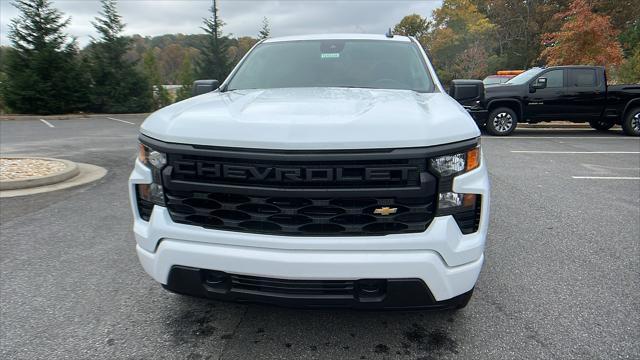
450 65 640 136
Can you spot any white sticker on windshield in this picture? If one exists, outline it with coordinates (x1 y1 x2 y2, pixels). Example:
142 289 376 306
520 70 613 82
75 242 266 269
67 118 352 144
321 53 340 59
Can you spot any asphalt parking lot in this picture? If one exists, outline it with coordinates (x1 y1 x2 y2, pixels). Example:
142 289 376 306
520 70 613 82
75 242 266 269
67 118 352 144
1 115 639 359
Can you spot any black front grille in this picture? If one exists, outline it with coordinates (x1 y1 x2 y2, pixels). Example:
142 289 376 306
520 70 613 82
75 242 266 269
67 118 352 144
166 190 434 236
141 135 480 236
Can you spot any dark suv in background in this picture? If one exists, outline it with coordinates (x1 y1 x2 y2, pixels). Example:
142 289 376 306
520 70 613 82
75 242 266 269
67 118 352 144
452 65 640 136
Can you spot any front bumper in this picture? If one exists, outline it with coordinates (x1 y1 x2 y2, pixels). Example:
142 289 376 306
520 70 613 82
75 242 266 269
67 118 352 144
464 108 489 126
137 237 483 305
129 151 490 305
162 265 476 309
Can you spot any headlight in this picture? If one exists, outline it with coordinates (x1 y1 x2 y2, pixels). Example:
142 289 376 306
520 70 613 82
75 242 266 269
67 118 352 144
438 192 477 210
429 146 480 177
138 144 166 168
429 144 482 227
437 192 481 234
136 142 166 208
137 183 165 206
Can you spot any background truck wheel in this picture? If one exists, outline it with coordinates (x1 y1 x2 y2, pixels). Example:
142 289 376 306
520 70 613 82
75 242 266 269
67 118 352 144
486 107 517 136
589 119 614 131
622 108 640 136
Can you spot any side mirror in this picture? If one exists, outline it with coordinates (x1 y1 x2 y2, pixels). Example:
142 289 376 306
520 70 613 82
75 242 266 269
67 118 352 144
531 77 547 90
449 79 485 104
192 79 220 96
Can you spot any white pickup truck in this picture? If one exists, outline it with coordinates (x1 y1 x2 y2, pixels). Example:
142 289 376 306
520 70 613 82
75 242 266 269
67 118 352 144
129 33 490 309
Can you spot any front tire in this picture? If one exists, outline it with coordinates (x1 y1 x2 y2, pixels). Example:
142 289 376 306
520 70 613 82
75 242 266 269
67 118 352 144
589 119 614 131
622 108 640 136
486 107 518 136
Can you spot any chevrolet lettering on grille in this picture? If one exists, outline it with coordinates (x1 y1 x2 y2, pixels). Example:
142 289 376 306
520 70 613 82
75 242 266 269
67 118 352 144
172 161 416 183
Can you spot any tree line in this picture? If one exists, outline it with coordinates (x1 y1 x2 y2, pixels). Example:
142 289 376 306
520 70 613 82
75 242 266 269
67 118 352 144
0 0 267 114
0 0 638 115
393 0 639 84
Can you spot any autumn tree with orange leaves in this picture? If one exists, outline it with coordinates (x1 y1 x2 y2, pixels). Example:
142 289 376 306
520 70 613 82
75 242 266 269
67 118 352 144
540 0 624 68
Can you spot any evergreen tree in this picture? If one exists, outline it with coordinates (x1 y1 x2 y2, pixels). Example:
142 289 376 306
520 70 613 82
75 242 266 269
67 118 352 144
175 54 196 102
258 17 271 40
0 47 9 113
89 0 151 113
143 49 171 109
2 0 90 114
197 0 229 80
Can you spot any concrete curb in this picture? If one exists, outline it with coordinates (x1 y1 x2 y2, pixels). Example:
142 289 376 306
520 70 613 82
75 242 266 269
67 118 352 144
0 157 80 190
0 163 107 198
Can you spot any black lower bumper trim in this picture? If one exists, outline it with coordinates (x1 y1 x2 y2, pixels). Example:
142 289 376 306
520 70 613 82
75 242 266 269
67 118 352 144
163 266 470 310
467 109 489 126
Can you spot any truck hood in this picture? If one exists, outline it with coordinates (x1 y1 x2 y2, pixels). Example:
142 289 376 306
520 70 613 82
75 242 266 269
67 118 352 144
484 83 526 99
140 88 479 150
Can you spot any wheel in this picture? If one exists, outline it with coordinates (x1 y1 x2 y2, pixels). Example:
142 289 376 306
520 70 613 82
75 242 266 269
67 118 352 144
453 288 474 310
589 119 614 131
622 108 640 136
486 107 517 136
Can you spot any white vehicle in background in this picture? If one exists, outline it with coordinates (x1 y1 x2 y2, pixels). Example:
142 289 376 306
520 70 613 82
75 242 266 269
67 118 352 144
129 33 490 309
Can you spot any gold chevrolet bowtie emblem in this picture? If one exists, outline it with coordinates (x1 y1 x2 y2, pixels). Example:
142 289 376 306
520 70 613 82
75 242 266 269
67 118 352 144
374 207 397 216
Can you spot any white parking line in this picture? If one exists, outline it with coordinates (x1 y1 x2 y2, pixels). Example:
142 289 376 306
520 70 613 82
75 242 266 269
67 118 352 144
511 151 640 154
39 119 55 128
106 117 135 125
518 128 596 131
484 136 638 140
572 176 640 180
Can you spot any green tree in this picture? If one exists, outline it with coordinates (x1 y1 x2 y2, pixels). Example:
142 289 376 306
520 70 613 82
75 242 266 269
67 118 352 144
175 53 196 102
227 36 258 66
615 48 640 84
619 19 640 57
143 49 171 109
198 0 229 81
158 43 186 84
89 0 151 113
591 0 640 32
258 17 271 40
428 0 496 83
0 46 10 113
471 0 568 70
2 0 89 114
393 14 430 42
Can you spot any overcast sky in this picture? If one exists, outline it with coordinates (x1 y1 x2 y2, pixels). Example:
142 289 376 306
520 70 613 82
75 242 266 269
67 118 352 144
0 0 443 47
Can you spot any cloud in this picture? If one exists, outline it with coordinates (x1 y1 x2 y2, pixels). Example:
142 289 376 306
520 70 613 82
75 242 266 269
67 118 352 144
0 0 442 47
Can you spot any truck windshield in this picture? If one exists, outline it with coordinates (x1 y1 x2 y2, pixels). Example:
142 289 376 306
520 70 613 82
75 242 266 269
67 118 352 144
225 40 435 93
505 67 544 85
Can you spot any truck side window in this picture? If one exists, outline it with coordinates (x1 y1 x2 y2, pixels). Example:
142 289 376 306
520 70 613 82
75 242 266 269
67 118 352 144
569 69 597 87
540 69 564 88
